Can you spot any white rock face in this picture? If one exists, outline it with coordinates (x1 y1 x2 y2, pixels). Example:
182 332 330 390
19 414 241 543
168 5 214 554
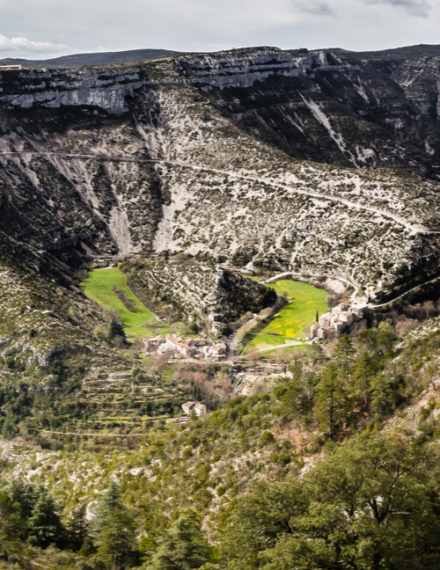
109 206 134 256
177 47 350 89
0 68 142 114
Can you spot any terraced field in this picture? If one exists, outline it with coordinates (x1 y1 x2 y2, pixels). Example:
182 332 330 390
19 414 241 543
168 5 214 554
247 280 328 351
81 267 170 339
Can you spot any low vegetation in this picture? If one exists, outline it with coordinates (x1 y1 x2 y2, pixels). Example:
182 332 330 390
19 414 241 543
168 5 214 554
246 280 327 350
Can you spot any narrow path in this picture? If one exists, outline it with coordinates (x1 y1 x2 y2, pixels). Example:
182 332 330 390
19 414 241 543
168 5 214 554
257 340 310 353
370 273 440 308
32 429 145 438
0 151 436 235
263 271 360 299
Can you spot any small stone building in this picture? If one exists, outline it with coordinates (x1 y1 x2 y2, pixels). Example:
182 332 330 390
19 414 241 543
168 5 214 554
181 401 207 416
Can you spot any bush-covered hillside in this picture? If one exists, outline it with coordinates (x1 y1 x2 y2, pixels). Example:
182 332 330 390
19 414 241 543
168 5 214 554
2 316 440 568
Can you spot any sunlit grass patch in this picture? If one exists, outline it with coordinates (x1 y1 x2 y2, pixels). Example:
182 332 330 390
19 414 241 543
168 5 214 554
246 280 327 350
80 267 170 339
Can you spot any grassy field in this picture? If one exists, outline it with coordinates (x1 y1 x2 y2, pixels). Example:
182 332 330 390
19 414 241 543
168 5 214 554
80 267 170 339
246 280 328 350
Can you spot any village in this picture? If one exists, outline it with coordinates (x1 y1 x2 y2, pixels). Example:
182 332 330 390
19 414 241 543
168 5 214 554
145 300 369 359
309 280 383 340
144 286 375 419
310 302 361 340
144 333 227 361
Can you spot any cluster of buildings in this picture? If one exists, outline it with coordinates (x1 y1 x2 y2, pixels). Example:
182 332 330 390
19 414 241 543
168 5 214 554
310 303 360 340
144 334 227 361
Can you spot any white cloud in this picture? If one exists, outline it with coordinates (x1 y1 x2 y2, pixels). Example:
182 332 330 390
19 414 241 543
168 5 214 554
0 0 439 57
291 0 335 16
0 33 72 56
364 0 431 17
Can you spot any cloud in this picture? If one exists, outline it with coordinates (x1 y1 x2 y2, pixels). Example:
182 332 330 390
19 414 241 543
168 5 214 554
0 33 71 55
0 0 438 57
364 0 431 17
291 0 335 16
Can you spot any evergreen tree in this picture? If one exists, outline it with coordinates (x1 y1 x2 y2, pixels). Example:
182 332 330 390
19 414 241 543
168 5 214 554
334 333 355 383
356 322 395 360
219 483 305 569
295 433 440 570
28 487 65 548
220 434 440 569
90 483 137 569
370 373 395 421
316 362 348 439
351 351 377 413
376 321 396 356
0 489 24 557
69 502 89 552
279 361 312 419
150 511 212 569
7 478 36 522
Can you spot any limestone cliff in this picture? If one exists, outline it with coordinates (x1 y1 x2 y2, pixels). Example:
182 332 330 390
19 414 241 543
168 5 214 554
1 45 440 296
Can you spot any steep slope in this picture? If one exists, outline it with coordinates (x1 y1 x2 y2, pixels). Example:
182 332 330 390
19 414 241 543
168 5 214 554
178 46 440 177
1 52 440 298
2 314 440 567
2 46 440 570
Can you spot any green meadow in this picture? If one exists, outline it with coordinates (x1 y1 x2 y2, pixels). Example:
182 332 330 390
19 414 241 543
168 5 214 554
80 267 170 339
247 280 328 351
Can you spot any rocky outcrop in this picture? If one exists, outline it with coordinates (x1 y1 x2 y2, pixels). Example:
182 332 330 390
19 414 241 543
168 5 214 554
171 46 440 177
175 47 350 88
0 67 143 115
123 256 276 335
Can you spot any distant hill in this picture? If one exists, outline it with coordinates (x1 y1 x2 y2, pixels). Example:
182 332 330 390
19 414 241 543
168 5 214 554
0 48 184 68
333 43 440 61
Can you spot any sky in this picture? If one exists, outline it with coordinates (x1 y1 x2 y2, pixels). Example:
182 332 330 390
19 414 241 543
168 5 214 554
0 0 439 59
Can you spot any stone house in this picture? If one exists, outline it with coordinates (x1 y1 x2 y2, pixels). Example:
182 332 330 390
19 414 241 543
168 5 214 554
311 303 358 340
144 335 166 354
181 401 207 416
202 342 227 361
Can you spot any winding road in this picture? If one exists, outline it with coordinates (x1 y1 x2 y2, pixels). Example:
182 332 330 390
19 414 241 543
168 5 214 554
0 151 437 236
370 273 440 309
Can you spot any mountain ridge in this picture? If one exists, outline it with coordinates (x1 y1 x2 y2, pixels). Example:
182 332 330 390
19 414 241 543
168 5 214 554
3 42 440 68
0 48 183 67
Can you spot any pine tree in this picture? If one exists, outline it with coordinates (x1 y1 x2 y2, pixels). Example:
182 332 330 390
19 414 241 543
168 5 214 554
8 478 36 522
28 487 65 548
90 483 137 569
334 333 355 383
0 489 25 556
370 373 395 421
150 511 212 569
316 362 348 439
69 502 89 552
351 351 377 412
